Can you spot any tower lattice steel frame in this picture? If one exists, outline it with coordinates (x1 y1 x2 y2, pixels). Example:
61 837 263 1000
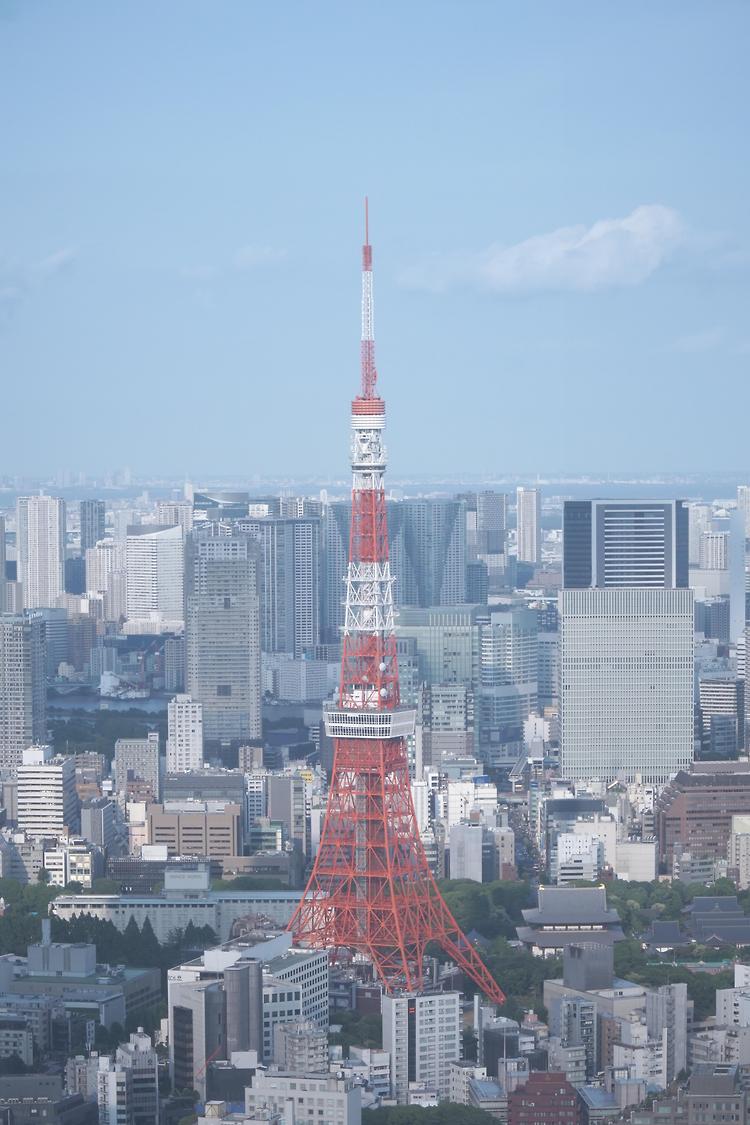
289 203 505 1004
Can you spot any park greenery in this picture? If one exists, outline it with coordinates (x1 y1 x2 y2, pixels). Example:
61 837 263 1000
431 875 746 1023
1 866 747 1033
364 1105 497 1125
329 1009 383 1051
48 708 165 761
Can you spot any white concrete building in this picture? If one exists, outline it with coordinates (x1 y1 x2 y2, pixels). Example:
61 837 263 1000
615 840 657 882
97 1029 158 1125
729 815 750 890
382 991 461 1103
126 525 184 621
612 1019 668 1090
449 823 484 881
167 695 204 773
559 587 694 784
17 745 79 838
0 612 47 772
716 986 750 1027
516 487 541 565
16 496 66 609
245 1071 360 1125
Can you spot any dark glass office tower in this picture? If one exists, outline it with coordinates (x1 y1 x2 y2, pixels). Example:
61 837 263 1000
563 499 688 589
80 499 106 552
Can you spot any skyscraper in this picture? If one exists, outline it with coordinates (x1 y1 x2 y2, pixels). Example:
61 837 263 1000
0 514 6 612
155 500 193 534
698 677 745 755
738 485 750 538
321 498 467 642
236 516 320 656
0 612 47 771
125 525 184 621
688 502 713 566
479 607 538 766
563 499 689 588
389 499 467 606
560 497 693 784
559 587 693 783
79 499 106 553
185 530 262 745
16 496 66 609
516 487 541 565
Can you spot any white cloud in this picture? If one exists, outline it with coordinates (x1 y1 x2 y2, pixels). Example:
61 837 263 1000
233 245 286 271
399 205 684 295
0 246 77 317
673 327 725 353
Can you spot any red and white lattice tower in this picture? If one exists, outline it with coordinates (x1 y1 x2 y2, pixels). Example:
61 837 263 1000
288 202 505 1003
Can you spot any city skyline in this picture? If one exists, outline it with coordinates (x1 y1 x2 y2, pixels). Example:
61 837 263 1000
2 2 749 477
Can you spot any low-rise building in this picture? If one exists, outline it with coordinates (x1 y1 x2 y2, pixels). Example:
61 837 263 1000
245 1072 360 1125
517 886 624 958
52 861 301 942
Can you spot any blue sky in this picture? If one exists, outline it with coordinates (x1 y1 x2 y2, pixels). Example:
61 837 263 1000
1 0 749 477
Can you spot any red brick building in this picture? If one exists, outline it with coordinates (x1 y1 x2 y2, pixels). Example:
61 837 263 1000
655 765 750 871
508 1072 581 1125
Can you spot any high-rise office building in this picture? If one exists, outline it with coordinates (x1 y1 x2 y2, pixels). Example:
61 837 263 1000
738 485 750 538
17 745 79 837
563 499 688 588
559 587 693 783
166 694 204 772
126 525 184 621
420 683 476 767
516 487 541 565
397 605 481 687
698 677 745 755
460 490 507 558
0 612 47 771
155 500 193 535
688 502 713 566
390 499 467 606
79 499 106 553
16 496 66 609
236 517 320 657
460 491 512 595
382 991 461 1102
85 538 127 621
0 514 6 612
321 501 351 643
699 531 729 570
321 499 467 641
478 608 538 767
185 531 262 745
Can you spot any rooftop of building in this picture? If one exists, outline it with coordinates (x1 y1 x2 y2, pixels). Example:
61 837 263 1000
577 1086 618 1109
264 949 326 975
661 768 750 790
689 1063 739 1095
52 888 302 904
521 886 622 926
468 1078 505 1100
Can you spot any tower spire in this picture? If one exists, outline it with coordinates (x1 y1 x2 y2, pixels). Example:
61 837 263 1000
360 197 376 400
288 207 505 1006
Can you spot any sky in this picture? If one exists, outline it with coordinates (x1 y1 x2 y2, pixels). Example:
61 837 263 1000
1 0 749 479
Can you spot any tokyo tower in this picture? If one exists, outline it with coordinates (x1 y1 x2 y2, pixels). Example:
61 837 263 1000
288 202 505 1004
